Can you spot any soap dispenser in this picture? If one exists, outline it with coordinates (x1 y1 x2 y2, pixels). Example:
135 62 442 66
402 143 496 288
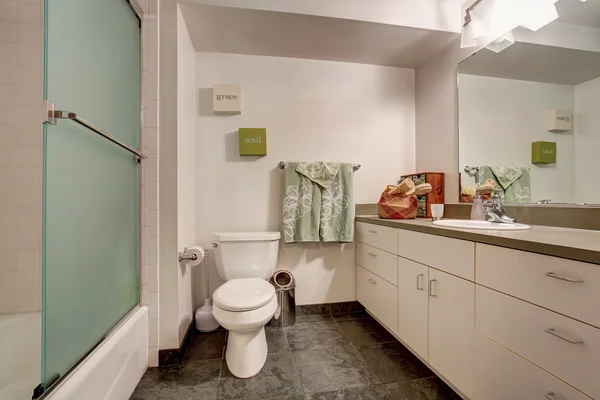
471 190 486 221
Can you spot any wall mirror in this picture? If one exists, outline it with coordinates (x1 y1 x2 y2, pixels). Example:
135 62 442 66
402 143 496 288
458 0 600 205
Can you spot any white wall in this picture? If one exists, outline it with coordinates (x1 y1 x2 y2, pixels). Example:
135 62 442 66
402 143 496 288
459 74 575 203
194 53 415 306
156 4 197 350
574 76 600 204
0 0 43 314
176 6 196 343
416 39 467 203
158 0 183 350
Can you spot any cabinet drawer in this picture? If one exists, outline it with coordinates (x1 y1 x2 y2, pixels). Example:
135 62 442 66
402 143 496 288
356 222 398 254
473 332 591 400
356 243 397 285
476 244 600 328
476 285 600 399
397 229 474 281
356 265 398 333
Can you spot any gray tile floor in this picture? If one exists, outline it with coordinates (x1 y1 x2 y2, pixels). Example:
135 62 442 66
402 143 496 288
130 311 461 400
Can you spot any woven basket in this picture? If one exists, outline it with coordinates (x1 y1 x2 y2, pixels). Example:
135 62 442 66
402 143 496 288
377 185 418 219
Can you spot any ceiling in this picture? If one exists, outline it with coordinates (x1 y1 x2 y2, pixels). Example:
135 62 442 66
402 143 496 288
179 3 458 69
459 42 600 85
556 0 600 29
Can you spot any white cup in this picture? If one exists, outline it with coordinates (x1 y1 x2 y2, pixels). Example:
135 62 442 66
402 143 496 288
431 204 444 220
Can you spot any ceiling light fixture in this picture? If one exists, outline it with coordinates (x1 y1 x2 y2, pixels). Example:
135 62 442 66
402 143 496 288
485 31 515 53
520 0 558 31
461 4 489 48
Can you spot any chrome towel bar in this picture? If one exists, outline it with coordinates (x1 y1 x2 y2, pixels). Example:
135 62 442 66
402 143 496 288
278 161 361 171
45 101 147 163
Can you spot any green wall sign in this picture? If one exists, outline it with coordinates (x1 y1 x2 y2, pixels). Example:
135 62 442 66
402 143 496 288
532 141 556 164
239 128 267 156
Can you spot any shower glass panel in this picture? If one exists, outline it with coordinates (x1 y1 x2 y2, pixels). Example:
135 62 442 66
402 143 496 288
42 0 141 391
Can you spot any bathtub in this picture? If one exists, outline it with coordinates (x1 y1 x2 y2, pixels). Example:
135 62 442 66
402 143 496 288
44 306 148 400
0 312 41 400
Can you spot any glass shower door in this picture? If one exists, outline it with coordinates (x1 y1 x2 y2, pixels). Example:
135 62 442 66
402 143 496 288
42 0 141 391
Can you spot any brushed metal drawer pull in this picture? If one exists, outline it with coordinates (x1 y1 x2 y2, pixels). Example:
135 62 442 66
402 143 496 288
429 279 437 297
368 278 377 284
545 271 583 283
368 252 377 257
545 328 584 344
368 230 377 234
417 274 424 291
544 392 556 400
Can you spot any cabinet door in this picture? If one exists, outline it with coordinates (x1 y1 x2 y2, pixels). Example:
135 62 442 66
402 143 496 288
397 257 429 360
428 269 475 399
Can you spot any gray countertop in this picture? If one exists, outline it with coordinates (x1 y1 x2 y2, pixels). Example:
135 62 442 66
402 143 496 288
356 216 600 265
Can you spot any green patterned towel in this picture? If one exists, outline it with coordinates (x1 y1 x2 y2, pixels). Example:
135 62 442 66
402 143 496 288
283 162 354 243
480 166 531 203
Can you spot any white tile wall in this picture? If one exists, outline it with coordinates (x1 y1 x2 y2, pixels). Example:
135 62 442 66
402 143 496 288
0 0 42 314
138 0 160 367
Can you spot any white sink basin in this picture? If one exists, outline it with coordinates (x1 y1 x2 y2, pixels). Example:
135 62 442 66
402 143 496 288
433 219 531 231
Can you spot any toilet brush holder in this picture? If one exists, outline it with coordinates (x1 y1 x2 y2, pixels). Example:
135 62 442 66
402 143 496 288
195 249 219 332
195 297 219 332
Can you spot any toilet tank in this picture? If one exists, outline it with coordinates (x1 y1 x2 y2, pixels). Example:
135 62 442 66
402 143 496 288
213 232 281 281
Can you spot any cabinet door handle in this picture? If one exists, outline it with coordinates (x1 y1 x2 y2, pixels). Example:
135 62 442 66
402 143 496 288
544 392 556 400
368 230 377 234
545 328 584 344
368 252 377 257
428 279 437 297
416 274 424 291
368 278 377 284
545 271 583 283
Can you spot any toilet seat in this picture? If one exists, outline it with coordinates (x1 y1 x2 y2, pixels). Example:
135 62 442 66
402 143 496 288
213 278 275 312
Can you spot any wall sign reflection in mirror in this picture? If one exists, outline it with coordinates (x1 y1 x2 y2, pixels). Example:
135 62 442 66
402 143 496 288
458 0 600 205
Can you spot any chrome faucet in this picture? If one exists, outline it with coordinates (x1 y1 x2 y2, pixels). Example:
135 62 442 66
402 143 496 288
484 189 516 224
536 199 551 204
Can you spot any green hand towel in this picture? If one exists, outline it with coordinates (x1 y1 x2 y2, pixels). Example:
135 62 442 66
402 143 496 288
283 162 355 243
480 166 531 203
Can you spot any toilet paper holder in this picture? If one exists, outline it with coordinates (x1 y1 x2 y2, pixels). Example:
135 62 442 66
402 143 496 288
179 247 198 263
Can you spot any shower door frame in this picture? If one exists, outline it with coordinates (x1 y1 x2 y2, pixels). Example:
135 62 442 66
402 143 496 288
37 1 144 398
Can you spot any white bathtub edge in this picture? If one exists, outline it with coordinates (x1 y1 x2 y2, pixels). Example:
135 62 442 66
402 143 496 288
44 306 148 400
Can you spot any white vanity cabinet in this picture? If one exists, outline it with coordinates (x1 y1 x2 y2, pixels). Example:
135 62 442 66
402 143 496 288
356 222 476 399
355 220 598 400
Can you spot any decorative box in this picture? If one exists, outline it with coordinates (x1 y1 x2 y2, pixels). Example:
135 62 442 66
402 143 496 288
239 128 267 156
400 173 445 218
547 109 572 132
532 141 556 164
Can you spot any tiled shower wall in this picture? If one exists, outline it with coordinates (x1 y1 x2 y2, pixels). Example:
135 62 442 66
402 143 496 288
138 0 160 367
0 0 43 314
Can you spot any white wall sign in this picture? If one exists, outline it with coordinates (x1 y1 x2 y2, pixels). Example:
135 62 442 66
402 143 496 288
213 84 241 114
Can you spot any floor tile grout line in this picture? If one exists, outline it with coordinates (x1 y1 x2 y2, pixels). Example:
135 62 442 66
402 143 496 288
284 324 308 398
289 352 308 398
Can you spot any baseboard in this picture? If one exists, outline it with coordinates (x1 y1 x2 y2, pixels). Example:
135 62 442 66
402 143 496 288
158 321 195 366
296 301 365 316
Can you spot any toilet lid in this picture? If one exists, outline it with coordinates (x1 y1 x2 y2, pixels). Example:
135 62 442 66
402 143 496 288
213 278 275 312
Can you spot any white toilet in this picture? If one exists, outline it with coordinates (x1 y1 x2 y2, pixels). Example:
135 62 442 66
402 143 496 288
211 231 280 378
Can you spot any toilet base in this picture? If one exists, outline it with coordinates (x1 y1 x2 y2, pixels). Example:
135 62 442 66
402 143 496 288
225 327 268 378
